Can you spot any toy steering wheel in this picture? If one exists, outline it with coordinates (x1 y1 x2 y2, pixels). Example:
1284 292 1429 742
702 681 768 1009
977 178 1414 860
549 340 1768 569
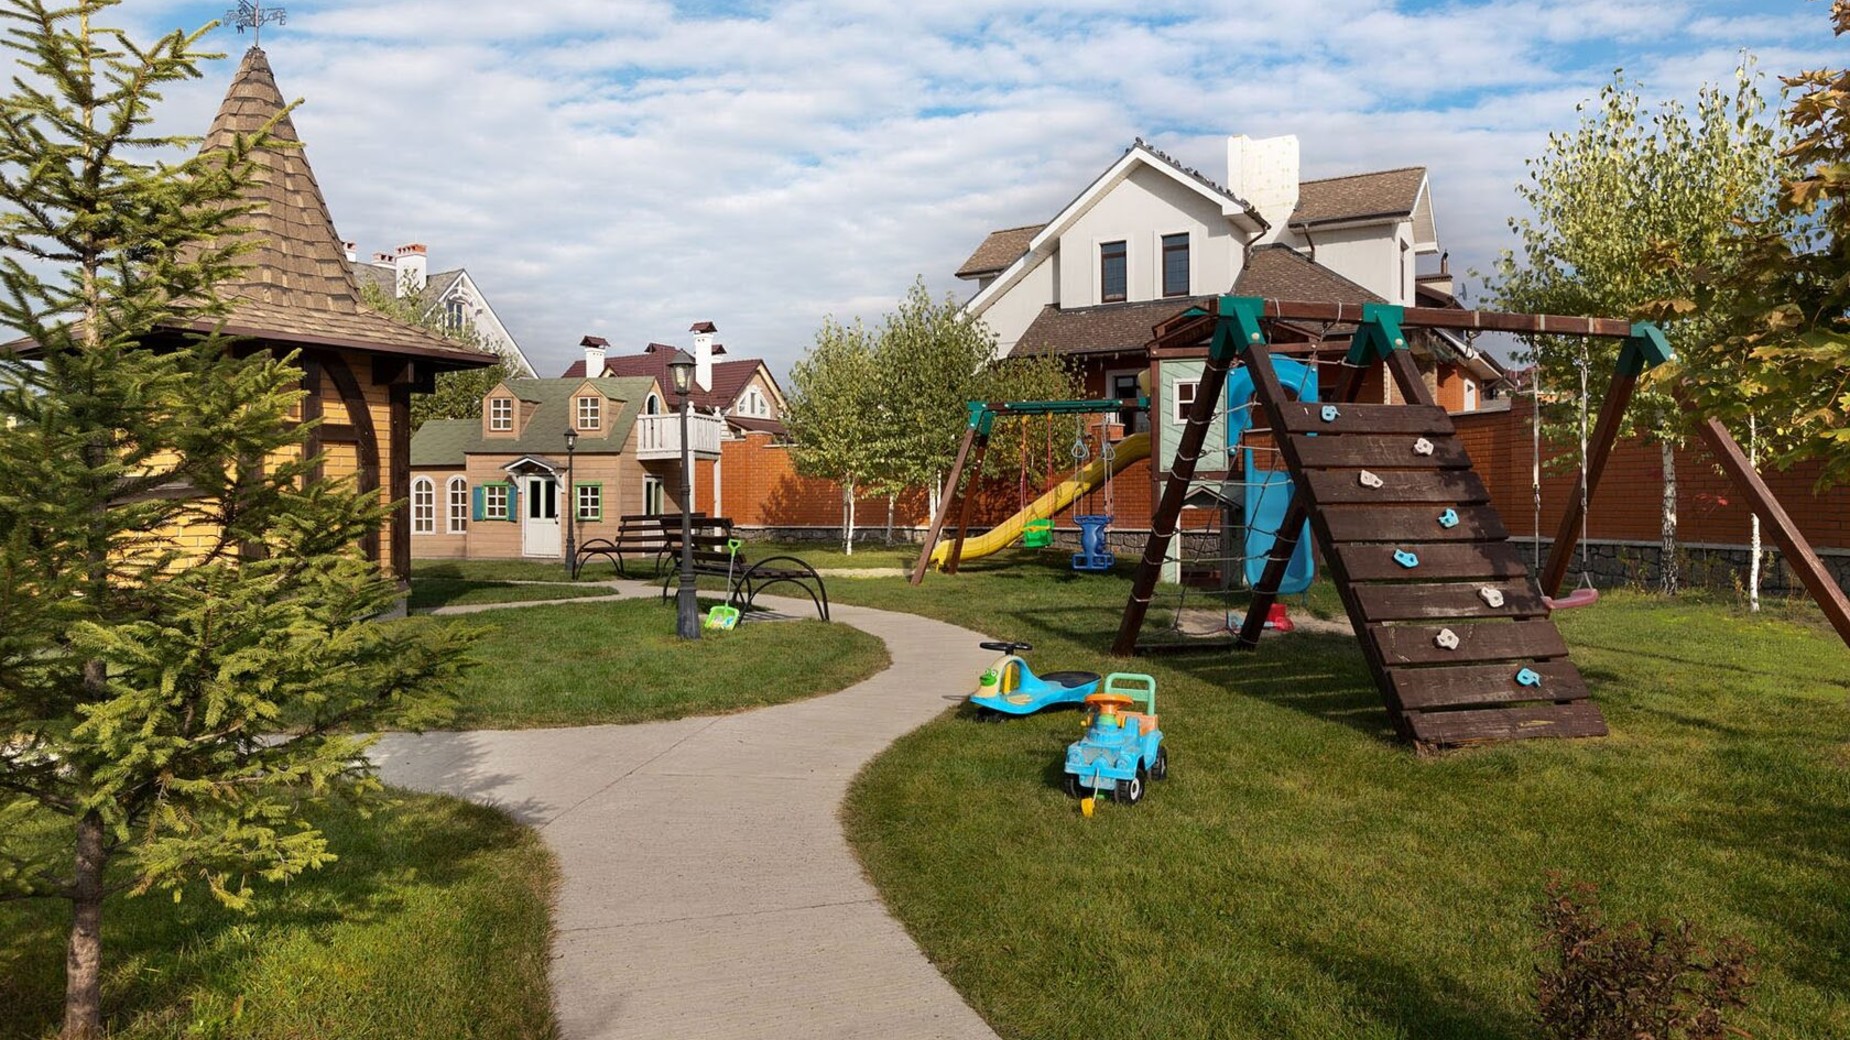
979 640 1033 654
1084 692 1136 713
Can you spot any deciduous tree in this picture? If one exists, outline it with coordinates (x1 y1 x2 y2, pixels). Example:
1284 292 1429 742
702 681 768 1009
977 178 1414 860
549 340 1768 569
785 315 880 553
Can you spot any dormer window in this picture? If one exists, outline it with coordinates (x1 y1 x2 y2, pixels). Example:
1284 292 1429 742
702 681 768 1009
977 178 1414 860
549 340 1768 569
577 395 601 431
739 388 767 417
489 397 513 431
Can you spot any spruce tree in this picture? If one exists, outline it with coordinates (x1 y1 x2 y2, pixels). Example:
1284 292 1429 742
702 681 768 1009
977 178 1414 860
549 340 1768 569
0 4 475 1036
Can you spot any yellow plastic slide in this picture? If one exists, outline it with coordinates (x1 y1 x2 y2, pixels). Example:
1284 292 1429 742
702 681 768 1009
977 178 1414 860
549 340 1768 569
931 431 1151 568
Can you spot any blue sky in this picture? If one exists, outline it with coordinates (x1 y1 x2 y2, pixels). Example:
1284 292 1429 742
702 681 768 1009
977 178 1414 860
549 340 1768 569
116 0 1836 378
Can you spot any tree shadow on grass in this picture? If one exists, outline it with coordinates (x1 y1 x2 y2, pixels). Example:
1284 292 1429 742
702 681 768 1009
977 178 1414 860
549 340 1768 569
1292 937 1535 1040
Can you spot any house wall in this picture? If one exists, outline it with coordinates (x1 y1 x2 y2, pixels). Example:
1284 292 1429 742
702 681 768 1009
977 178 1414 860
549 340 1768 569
982 253 1058 357
1285 221 1412 304
1055 165 1241 308
412 451 656 560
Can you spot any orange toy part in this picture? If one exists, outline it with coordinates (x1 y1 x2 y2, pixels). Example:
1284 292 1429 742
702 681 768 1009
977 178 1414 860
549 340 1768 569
1084 692 1136 714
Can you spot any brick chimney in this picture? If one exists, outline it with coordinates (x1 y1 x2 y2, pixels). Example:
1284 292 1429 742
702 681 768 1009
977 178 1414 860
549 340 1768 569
580 335 608 377
689 321 717 393
393 243 428 297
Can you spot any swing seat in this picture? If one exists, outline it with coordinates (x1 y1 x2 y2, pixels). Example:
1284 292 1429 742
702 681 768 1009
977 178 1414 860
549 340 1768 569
1544 587 1600 611
1072 515 1114 572
1022 517 1054 549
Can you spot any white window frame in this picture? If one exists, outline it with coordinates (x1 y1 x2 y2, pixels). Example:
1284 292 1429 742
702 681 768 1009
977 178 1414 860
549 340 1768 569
645 393 661 415
1462 378 1479 412
412 477 436 535
577 395 601 430
489 397 513 432
446 476 468 534
643 475 664 516
1172 380 1199 423
484 483 510 520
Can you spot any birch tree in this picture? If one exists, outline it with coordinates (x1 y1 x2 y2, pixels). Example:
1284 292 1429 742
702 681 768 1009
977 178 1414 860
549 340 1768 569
785 316 879 553
1491 65 1790 595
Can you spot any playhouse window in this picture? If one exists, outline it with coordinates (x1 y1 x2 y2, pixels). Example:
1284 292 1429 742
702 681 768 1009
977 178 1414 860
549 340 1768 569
412 477 435 534
1173 380 1198 423
1100 240 1127 303
447 477 468 533
1161 233 1189 297
577 395 601 430
643 476 664 516
484 484 509 520
576 482 602 521
489 397 513 431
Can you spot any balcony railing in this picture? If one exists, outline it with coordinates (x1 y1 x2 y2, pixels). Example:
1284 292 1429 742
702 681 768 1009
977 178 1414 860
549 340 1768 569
635 410 724 460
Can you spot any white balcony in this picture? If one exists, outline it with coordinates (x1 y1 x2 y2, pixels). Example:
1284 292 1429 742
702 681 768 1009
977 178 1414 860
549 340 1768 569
635 410 724 460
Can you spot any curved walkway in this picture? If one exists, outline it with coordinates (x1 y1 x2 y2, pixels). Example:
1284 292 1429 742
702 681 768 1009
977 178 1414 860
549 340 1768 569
369 582 1001 1040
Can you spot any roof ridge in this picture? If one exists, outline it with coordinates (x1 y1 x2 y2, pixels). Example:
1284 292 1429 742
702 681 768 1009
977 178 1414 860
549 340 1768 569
1130 137 1254 211
1298 165 1426 185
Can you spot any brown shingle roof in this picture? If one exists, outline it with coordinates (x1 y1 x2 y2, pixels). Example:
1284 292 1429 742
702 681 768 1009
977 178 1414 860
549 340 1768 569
1233 245 1382 306
560 352 770 411
1291 166 1426 226
1012 297 1216 357
956 224 1044 279
187 48 493 367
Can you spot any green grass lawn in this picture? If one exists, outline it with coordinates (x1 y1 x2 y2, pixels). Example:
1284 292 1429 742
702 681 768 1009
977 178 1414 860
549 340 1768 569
0 792 555 1040
412 559 596 583
833 556 1850 1039
408 575 616 611
398 597 889 729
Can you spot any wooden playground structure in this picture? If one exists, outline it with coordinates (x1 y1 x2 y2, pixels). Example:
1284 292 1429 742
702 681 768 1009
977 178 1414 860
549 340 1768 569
913 294 1850 751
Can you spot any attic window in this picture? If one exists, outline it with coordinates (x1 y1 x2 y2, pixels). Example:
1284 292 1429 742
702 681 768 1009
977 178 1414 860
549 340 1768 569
1101 240 1127 303
489 397 513 431
740 388 767 417
444 297 465 331
577 395 601 431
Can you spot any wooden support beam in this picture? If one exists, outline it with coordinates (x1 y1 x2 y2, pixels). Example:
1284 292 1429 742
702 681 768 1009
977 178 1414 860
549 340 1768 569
1686 410 1850 649
1539 372 1638 596
943 436 992 575
1150 297 1643 353
909 424 979 585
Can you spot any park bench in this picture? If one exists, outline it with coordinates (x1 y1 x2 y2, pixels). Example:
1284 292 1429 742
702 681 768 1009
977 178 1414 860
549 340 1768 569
656 537 830 623
572 513 730 579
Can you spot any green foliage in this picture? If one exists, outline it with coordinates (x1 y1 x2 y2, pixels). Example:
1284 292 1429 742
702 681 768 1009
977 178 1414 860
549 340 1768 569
1674 5 1850 485
0 4 478 1033
358 281 514 432
785 314 881 486
1536 874 1755 1040
1492 63 1790 444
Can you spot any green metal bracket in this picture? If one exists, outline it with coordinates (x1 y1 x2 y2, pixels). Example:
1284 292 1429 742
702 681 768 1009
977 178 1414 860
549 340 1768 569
1346 303 1409 366
1210 295 1267 361
964 400 998 436
1617 322 1674 376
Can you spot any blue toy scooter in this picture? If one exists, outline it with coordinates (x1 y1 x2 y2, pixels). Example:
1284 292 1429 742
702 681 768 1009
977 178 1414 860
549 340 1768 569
968 641 1100 720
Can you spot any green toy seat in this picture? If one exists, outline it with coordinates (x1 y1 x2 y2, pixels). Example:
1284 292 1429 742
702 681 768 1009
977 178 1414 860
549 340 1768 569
1022 517 1054 549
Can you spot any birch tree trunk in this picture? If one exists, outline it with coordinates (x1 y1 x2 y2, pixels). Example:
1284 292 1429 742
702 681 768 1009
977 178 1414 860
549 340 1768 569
1749 415 1762 612
842 481 856 556
1660 439 1679 596
884 492 896 544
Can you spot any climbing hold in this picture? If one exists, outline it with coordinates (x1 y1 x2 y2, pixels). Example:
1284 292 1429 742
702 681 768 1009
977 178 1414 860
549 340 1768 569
1434 628 1461 650
1412 437 1435 456
1437 508 1460 529
1249 331 1262 343
1320 405 1340 423
1478 587 1506 608
1515 667 1543 688
1393 549 1420 569
1358 470 1384 489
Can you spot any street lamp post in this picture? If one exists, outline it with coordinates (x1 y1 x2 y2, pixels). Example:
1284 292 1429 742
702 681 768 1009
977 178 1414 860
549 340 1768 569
563 427 578 579
668 349 700 639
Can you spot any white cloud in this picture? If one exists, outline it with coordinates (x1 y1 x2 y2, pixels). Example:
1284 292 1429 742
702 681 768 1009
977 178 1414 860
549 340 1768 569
104 0 1838 378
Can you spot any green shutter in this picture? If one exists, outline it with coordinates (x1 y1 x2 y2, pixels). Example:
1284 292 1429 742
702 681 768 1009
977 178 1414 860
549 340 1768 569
472 485 485 521
505 482 519 522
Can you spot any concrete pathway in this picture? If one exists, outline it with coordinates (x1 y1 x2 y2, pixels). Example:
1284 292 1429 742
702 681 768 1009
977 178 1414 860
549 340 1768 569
370 582 1001 1040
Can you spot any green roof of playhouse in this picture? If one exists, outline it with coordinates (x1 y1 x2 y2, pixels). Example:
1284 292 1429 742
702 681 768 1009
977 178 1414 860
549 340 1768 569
410 376 658 467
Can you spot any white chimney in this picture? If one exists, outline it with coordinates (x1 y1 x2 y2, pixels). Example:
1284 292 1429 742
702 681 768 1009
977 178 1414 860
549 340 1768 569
1226 134 1300 238
393 243 428 297
580 335 608 377
689 321 716 392
343 241 357 262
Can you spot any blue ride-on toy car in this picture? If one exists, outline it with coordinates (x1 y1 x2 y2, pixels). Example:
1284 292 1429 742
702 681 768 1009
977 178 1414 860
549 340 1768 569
1063 673 1166 806
968 640 1100 720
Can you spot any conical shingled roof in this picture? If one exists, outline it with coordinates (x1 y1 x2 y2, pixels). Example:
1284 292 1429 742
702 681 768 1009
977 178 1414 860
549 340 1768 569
184 47 493 366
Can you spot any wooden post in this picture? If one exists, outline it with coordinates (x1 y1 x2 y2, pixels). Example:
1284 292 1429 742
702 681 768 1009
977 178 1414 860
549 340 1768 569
909 424 979 585
1539 372 1639 596
1687 411 1850 649
943 436 992 574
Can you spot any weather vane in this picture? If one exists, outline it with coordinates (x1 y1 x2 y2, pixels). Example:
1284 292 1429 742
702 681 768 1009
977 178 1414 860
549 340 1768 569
226 1 286 46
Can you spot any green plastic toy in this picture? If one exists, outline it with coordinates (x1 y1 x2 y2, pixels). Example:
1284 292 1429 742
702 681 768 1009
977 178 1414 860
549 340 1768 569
703 539 745 631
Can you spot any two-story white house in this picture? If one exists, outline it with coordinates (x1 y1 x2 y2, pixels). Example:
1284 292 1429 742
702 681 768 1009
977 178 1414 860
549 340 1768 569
351 242 537 377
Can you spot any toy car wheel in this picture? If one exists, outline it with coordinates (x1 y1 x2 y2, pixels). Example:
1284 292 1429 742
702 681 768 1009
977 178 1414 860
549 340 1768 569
1149 746 1168 781
974 707 1004 723
1116 769 1144 805
1062 774 1082 798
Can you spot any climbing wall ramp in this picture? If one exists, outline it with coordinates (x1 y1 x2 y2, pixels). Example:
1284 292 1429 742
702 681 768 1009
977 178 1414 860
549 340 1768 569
1274 397 1605 746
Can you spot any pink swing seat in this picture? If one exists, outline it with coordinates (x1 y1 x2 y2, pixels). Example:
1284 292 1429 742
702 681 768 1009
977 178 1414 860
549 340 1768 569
1543 587 1601 611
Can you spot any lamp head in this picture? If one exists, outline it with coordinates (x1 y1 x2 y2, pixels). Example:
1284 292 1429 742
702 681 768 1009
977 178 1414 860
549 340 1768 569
564 427 578 451
668 349 696 396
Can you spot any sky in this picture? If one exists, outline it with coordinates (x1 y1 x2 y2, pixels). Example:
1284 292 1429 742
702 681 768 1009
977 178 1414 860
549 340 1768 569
115 0 1840 380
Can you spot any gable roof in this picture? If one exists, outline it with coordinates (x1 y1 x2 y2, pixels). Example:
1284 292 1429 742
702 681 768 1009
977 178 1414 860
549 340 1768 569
956 224 1044 280
185 48 494 368
1291 167 1427 227
410 376 658 466
1234 245 1382 306
1012 297 1216 358
560 353 774 412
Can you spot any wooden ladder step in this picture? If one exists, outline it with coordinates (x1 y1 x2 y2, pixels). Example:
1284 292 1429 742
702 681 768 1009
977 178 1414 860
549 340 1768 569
1293 434 1471 470
1388 660 1589 710
1279 402 1456 435
1407 702 1609 745
1323 504 1508 542
1370 620 1569 666
1353 579 1548 622
1303 468 1490 505
1333 541 1531 582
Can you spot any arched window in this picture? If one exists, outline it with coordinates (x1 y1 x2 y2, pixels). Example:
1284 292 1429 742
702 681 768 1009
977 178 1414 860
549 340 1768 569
412 477 436 534
447 477 468 533
645 393 661 415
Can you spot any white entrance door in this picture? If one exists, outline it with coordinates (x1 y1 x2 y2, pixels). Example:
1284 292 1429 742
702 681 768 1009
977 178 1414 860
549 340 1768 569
521 475 560 557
